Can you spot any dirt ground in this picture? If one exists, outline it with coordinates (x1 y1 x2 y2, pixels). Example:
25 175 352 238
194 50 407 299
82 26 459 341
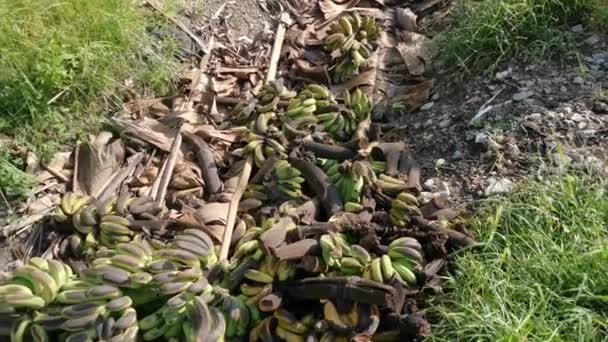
174 0 272 39
393 28 608 208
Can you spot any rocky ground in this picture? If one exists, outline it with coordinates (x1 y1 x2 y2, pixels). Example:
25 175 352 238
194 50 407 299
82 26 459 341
396 27 608 207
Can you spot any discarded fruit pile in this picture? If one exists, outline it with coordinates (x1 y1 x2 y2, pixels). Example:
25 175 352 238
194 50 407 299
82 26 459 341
0 4 473 342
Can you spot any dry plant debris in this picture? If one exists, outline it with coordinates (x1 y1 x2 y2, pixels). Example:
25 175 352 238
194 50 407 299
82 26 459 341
0 0 471 341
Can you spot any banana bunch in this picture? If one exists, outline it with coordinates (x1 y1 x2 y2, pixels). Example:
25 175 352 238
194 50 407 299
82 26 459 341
272 160 305 199
389 192 422 227
209 291 260 339
53 192 93 224
344 88 373 122
239 256 294 300
0 257 72 313
324 14 379 83
182 296 227 342
322 300 364 336
321 160 367 211
53 280 137 342
249 310 315 342
281 84 332 135
319 233 355 270
317 88 371 138
238 132 288 168
375 174 409 196
138 279 215 340
362 237 423 286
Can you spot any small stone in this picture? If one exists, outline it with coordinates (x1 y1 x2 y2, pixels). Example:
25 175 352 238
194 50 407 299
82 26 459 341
563 106 573 114
573 76 584 85
452 149 463 160
560 86 568 93
527 113 542 121
495 67 512 80
439 119 451 128
423 179 436 191
584 35 600 46
420 101 434 111
435 158 446 167
512 91 533 101
571 113 584 122
474 132 489 147
432 93 440 101
593 101 608 114
424 119 433 127
571 24 583 33
484 178 513 197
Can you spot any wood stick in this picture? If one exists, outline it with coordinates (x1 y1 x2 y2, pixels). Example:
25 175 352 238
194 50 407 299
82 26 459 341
41 163 69 183
155 128 183 207
265 13 292 82
72 142 82 194
219 155 253 261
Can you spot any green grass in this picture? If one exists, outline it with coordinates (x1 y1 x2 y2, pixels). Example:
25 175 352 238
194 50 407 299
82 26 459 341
430 174 608 341
440 0 608 70
0 0 178 198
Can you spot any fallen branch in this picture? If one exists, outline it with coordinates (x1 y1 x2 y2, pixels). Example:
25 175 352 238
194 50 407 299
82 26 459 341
289 158 343 216
183 132 222 194
302 140 356 161
155 128 183 208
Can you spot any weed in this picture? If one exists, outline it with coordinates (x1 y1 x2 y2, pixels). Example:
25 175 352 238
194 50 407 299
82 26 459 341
0 0 178 162
430 174 608 340
0 153 35 200
440 0 607 70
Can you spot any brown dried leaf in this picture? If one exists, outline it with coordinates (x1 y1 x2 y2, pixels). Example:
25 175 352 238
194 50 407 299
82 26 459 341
75 132 125 198
170 160 203 190
115 117 178 153
396 7 418 32
394 32 436 76
319 0 361 20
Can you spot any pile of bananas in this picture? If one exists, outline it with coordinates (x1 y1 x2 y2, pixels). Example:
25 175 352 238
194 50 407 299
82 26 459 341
240 131 289 168
272 160 305 199
317 233 423 287
389 192 422 227
324 14 379 83
319 159 376 212
54 192 163 255
280 84 331 135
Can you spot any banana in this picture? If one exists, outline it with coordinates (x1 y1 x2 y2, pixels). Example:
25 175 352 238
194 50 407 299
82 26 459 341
388 246 424 263
323 300 349 330
29 324 49 342
99 222 133 236
340 257 363 270
389 237 422 251
13 265 58 304
154 249 199 267
274 309 308 334
11 316 31 342
147 260 179 273
240 283 266 297
0 293 45 309
106 296 133 312
244 270 274 284
381 255 395 281
115 308 138 330
208 307 227 341
0 284 33 296
370 258 384 283
392 262 416 285
61 302 105 319
60 312 100 332
139 312 163 331
338 17 353 36
350 244 371 265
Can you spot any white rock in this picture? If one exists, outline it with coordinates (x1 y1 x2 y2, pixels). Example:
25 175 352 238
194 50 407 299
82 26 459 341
484 178 513 196
435 158 446 167
512 91 533 101
584 35 600 46
420 101 435 111
571 113 584 122
423 178 436 191
573 76 584 85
